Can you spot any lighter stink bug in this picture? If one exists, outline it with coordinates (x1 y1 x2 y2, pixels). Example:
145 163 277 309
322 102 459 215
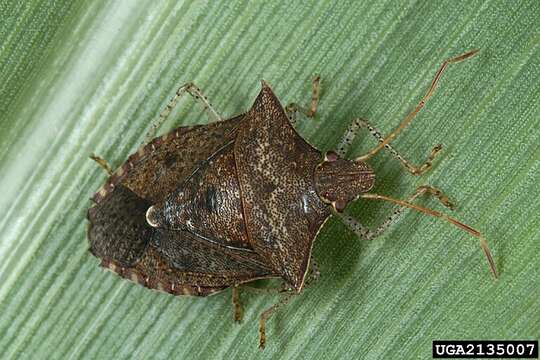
87 49 497 349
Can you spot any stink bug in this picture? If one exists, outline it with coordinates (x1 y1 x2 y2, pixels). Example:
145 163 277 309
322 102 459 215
87 49 497 349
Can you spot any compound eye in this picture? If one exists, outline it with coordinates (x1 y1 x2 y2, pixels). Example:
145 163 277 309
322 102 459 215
332 199 347 213
324 151 339 162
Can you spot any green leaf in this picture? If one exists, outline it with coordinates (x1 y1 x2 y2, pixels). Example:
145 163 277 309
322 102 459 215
1 1 538 359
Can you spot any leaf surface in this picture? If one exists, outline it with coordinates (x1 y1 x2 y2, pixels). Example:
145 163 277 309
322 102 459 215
0 1 538 359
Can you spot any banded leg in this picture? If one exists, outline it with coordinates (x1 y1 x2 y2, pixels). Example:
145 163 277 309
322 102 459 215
90 154 113 175
336 118 443 175
285 75 321 126
337 185 455 240
145 82 222 143
304 256 321 287
354 50 478 162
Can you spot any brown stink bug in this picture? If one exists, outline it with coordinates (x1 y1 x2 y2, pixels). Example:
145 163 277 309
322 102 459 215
87 49 497 349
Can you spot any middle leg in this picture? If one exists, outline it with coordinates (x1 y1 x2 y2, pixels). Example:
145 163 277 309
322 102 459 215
258 292 294 349
257 255 321 348
235 256 320 348
232 286 243 323
232 282 294 349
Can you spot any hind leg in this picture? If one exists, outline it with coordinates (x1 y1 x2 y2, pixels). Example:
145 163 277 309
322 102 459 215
258 292 294 349
235 257 320 348
90 154 113 175
91 83 223 172
145 82 222 143
232 286 244 322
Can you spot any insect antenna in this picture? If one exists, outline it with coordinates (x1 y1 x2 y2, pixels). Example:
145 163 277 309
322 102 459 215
360 193 498 279
355 49 478 162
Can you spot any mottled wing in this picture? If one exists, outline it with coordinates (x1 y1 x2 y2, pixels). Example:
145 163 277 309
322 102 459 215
92 115 244 205
151 229 275 282
234 83 331 291
88 115 277 296
88 185 275 296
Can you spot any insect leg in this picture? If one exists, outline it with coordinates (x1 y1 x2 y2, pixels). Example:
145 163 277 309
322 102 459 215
236 281 296 349
259 292 295 349
285 75 321 126
355 50 478 162
336 185 455 240
89 153 113 175
232 286 243 323
144 82 222 143
304 256 321 287
239 259 320 348
336 118 443 175
359 192 497 278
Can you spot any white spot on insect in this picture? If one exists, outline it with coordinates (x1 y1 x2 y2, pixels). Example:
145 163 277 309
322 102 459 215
302 195 310 214
186 219 193 229
146 206 160 227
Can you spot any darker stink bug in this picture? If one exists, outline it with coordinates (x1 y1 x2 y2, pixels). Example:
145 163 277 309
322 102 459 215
87 49 497 349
